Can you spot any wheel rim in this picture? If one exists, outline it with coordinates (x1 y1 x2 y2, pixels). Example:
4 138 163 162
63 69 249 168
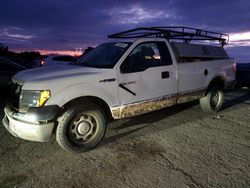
210 90 220 109
68 113 97 144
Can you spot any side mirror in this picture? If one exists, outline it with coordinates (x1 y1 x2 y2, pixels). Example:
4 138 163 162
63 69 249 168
120 61 129 73
120 56 132 73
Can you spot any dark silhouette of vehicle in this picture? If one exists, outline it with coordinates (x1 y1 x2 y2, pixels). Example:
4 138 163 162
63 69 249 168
236 63 250 87
0 57 26 95
40 55 78 66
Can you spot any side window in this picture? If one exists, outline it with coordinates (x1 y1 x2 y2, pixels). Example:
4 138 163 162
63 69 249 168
53 56 76 62
63 56 77 62
70 57 77 62
121 42 172 73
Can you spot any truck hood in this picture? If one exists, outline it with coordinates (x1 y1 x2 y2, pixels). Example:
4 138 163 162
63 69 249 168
12 64 102 84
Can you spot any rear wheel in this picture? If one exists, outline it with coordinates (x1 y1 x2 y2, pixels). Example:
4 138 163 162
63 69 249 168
200 88 224 113
56 103 106 153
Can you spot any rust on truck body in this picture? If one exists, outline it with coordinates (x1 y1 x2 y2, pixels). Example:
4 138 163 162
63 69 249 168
177 89 206 104
111 88 206 119
119 96 176 118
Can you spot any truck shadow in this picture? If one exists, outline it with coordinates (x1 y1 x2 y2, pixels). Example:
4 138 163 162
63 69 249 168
112 101 198 130
101 101 199 146
0 95 8 120
0 107 4 120
102 89 250 147
222 90 250 110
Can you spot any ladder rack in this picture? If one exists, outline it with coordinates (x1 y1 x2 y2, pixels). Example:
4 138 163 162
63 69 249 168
108 26 229 47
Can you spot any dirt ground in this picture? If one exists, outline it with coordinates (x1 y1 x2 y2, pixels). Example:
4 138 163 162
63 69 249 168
0 89 249 188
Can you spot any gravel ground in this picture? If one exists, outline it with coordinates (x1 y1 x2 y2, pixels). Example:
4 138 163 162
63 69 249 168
0 89 249 188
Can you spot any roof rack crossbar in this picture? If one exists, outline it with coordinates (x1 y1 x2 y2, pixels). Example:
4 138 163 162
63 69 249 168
108 26 229 46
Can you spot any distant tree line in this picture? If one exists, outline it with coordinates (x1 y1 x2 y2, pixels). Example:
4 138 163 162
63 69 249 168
0 43 41 60
0 43 42 68
0 42 94 67
0 43 12 56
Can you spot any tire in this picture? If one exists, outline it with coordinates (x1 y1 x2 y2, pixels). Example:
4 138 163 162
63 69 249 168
56 102 106 153
199 88 224 113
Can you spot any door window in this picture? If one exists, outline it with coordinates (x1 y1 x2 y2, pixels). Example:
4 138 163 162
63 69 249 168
53 56 77 62
121 42 172 73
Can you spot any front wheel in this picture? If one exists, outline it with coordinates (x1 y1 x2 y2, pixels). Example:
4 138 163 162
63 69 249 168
199 88 224 113
56 103 106 153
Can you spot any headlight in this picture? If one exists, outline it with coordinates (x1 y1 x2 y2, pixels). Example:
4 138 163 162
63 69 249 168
19 90 51 112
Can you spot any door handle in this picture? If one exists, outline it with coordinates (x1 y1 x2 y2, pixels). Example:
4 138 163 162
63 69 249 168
161 71 170 79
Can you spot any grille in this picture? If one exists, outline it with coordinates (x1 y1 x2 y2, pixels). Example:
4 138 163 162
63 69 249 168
9 83 22 111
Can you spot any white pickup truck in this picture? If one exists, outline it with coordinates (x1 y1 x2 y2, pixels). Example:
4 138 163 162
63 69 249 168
2 27 236 153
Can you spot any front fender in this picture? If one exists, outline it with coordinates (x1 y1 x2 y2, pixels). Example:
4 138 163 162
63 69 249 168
45 83 119 109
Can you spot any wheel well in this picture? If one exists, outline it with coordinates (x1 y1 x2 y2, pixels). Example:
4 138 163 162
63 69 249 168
207 76 225 93
60 96 113 122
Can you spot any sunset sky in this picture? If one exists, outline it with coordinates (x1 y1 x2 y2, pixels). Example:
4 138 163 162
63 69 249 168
0 0 250 62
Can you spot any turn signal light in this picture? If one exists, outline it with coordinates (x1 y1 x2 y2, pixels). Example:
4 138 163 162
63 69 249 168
39 90 51 106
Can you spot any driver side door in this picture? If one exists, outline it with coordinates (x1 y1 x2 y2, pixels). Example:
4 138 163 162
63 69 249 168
117 41 177 118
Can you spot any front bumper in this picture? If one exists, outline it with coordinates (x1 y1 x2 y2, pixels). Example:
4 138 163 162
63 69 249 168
2 104 59 142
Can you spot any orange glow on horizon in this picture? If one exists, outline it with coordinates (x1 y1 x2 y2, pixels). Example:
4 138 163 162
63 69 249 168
13 49 83 57
37 49 83 56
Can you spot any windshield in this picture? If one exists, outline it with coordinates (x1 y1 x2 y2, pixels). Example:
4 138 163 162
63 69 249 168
77 42 131 68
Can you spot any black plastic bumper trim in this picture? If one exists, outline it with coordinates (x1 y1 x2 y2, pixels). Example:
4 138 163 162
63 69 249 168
6 104 60 122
